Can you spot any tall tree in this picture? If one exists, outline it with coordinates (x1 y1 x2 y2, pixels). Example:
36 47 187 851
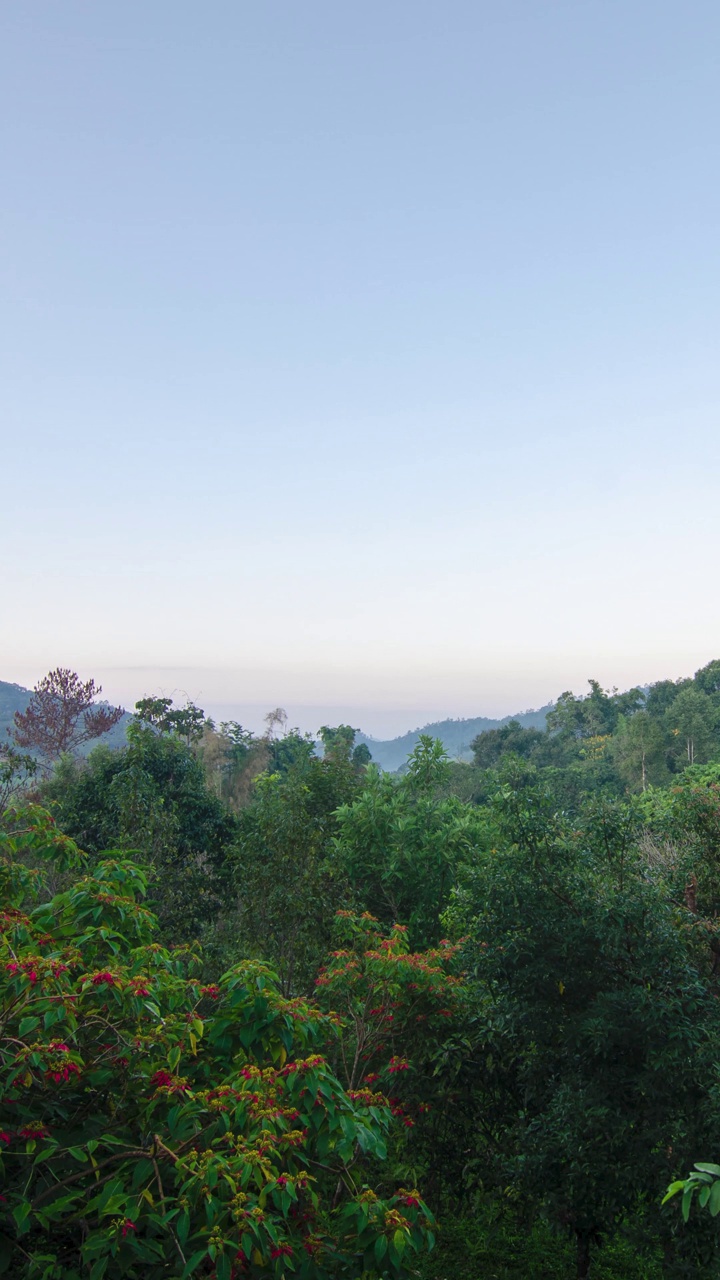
13 668 124 762
612 710 667 791
665 687 718 766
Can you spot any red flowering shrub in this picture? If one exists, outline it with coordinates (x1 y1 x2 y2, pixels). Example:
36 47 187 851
0 807 435 1279
313 911 465 1149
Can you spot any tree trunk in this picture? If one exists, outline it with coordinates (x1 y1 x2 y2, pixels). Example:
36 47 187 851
576 1230 591 1280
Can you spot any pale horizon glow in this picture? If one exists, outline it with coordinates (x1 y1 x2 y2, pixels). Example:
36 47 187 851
2 1 720 738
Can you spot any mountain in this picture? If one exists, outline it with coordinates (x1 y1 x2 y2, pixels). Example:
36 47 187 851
0 681 31 741
1 678 553 772
0 680 131 754
356 704 553 772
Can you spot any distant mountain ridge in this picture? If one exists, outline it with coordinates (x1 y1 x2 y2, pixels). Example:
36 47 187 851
1 676 552 773
356 704 553 772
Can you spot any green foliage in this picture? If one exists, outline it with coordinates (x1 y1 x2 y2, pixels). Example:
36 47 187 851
314 910 463 1089
416 1206 664 1279
470 719 546 769
334 737 490 948
665 687 719 767
664 1164 720 1222
0 744 37 810
133 697 209 745
41 726 237 939
230 747 362 994
11 657 720 1277
0 807 436 1279
611 711 667 791
443 763 720 1271
545 680 644 741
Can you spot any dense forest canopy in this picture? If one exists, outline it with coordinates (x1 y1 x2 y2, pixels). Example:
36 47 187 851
4 660 720 1278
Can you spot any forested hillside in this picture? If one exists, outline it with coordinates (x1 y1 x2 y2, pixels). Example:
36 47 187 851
356 704 551 770
4 661 720 1278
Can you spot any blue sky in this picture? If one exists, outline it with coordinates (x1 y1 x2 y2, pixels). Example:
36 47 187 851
2 1 720 736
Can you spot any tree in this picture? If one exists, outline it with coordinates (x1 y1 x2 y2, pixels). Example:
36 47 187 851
645 677 691 721
334 737 489 948
0 744 37 809
42 722 238 940
546 680 643 742
231 745 362 995
471 719 545 769
693 658 720 697
133 696 208 745
612 710 667 791
444 764 720 1278
665 687 718 767
13 669 124 763
0 806 436 1279
317 725 372 770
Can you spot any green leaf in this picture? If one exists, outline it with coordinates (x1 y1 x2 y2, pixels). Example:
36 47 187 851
68 1146 89 1162
12 1201 31 1234
182 1249 209 1278
132 1158 154 1189
709 1181 720 1217
695 1163 720 1177
682 1187 694 1223
18 1016 40 1037
216 1256 232 1280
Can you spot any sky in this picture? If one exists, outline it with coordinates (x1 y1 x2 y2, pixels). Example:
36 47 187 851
2 1 720 738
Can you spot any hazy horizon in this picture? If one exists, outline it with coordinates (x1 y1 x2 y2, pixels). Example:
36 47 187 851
3 3 719 713
3 651 717 741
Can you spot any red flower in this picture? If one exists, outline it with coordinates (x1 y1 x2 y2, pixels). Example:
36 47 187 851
150 1069 173 1088
388 1056 410 1073
90 971 117 987
46 1062 81 1084
18 1123 50 1139
0 1132 12 1145
121 1218 136 1237
270 1244 293 1258
200 984 220 999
